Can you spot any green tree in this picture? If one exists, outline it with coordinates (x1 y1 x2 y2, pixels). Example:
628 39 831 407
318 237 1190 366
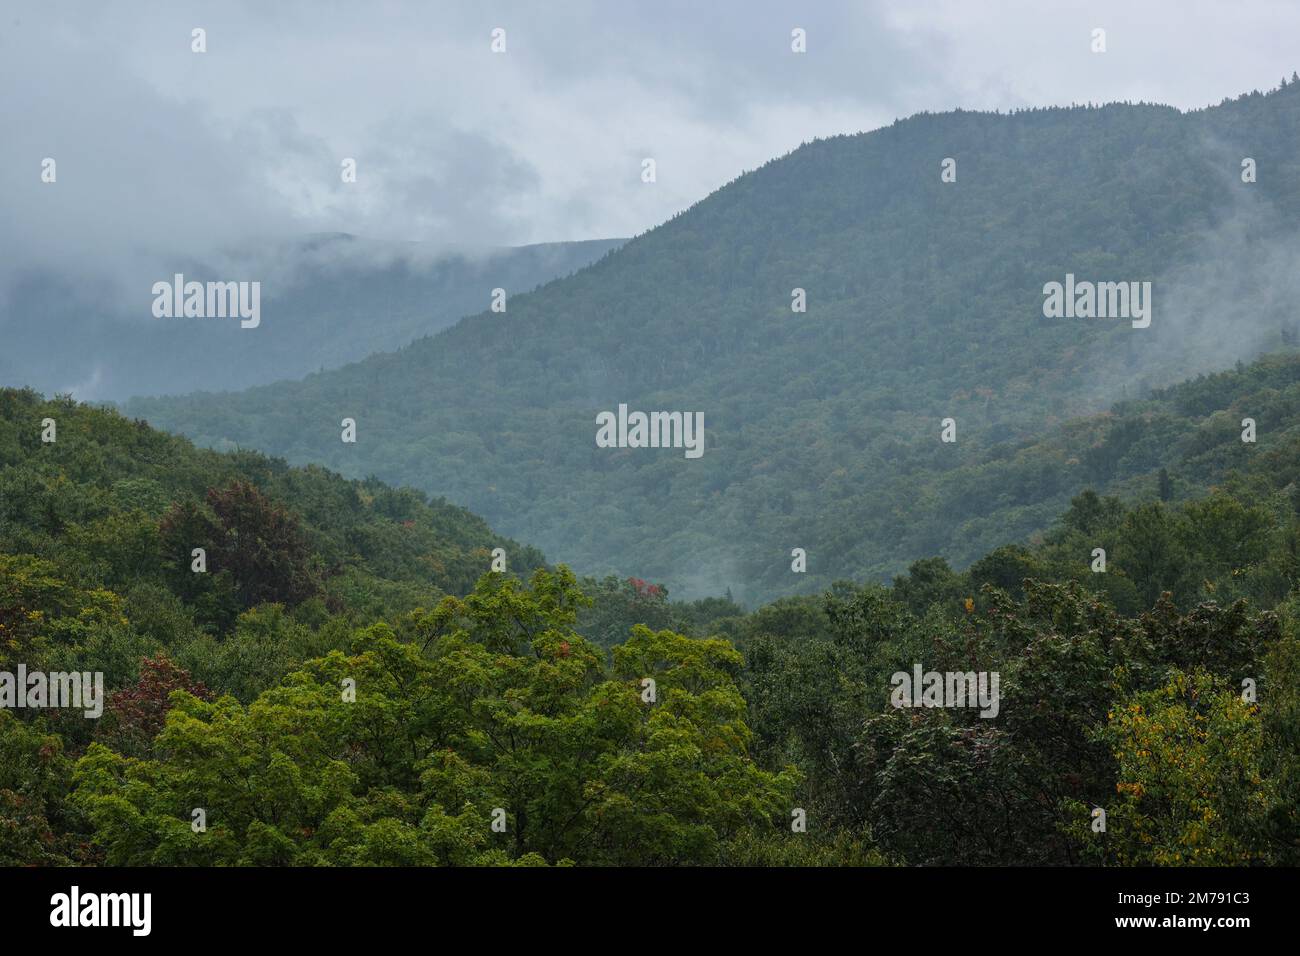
72 569 795 866
1067 670 1274 865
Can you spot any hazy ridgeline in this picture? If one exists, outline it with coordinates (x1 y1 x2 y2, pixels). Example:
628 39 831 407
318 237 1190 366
0 236 623 401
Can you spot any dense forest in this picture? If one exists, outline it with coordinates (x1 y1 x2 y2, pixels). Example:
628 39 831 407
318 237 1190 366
5 348 1298 865
128 80 1300 603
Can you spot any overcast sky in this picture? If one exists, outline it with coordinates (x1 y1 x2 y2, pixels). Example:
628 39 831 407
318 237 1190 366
4 0 1300 298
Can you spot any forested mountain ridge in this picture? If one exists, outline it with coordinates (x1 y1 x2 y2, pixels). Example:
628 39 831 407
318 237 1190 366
596 350 1300 633
0 386 546 629
128 80 1300 603
865 348 1300 598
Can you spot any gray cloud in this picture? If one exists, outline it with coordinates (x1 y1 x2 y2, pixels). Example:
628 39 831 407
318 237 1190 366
2 0 1299 310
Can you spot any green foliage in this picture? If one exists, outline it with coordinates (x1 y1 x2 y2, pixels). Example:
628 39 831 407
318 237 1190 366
1065 671 1274 865
0 711 81 865
70 571 795 866
0 387 545 623
743 564 1293 865
7 348 1300 866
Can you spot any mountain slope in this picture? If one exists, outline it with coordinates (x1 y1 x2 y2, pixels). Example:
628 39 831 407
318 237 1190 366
884 349 1300 613
128 82 1300 602
0 386 545 626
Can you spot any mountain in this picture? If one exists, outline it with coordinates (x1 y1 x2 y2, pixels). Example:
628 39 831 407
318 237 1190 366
890 349 1300 615
0 385 546 632
127 81 1300 603
0 236 624 401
